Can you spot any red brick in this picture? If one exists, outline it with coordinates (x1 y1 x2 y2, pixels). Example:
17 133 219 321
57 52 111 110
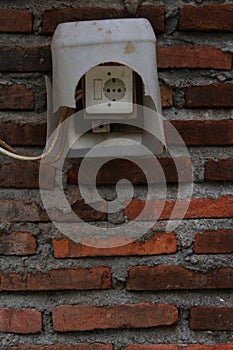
0 200 48 222
190 306 233 331
0 122 46 146
0 163 55 189
124 196 233 221
93 120 233 147
167 120 233 146
0 273 27 290
160 86 173 108
42 6 165 34
186 84 233 108
0 231 36 255
52 232 177 258
179 5 233 32
205 158 233 181
53 303 178 331
3 345 113 350
0 9 32 33
127 265 233 291
0 198 107 222
71 198 106 221
28 267 111 290
180 345 233 350
68 157 191 185
125 346 178 350
0 267 111 291
194 230 233 254
125 347 233 350
136 6 165 33
0 84 34 110
157 46 232 70
42 7 127 34
0 47 51 72
0 308 41 333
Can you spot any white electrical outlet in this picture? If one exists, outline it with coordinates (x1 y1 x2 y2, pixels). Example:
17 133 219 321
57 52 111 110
85 65 133 115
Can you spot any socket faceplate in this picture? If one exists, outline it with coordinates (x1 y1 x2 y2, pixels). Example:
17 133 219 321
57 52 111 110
85 65 133 115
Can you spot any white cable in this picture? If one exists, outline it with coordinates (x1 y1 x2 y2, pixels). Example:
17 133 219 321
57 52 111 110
0 92 83 161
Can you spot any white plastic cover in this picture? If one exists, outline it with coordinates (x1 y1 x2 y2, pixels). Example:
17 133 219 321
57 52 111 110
51 18 162 111
47 18 165 148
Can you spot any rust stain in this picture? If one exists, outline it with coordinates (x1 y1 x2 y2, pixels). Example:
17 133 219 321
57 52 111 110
105 30 112 35
98 27 103 31
121 70 126 78
124 42 135 54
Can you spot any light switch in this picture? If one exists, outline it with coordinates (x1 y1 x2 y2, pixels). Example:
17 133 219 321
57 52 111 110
94 79 102 100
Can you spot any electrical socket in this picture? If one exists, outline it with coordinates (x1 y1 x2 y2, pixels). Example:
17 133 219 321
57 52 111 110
84 65 134 116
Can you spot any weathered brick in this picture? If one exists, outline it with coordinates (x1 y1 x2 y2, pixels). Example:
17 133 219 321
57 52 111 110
167 120 233 146
42 6 165 34
179 5 233 32
3 344 113 350
194 230 233 254
126 347 233 350
0 272 26 290
0 163 55 189
136 6 165 33
53 303 178 331
127 265 233 291
157 46 232 70
125 346 178 350
0 200 48 222
178 345 233 350
2 45 231 72
71 200 106 221
190 306 233 331
0 308 41 333
125 347 233 350
0 47 51 72
125 196 233 221
0 232 36 255
0 198 107 222
160 86 173 108
0 267 111 291
29 267 111 290
0 84 34 110
0 9 32 33
111 120 229 147
42 7 127 34
186 84 233 108
205 158 233 181
68 157 191 185
0 122 46 146
52 232 177 258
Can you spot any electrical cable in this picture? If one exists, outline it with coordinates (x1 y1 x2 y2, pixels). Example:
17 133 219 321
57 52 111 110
0 91 83 161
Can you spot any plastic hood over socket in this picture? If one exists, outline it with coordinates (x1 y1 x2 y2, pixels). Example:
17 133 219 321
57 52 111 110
46 18 165 155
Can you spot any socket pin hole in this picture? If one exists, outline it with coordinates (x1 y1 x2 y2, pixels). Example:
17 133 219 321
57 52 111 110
104 78 126 101
107 72 111 76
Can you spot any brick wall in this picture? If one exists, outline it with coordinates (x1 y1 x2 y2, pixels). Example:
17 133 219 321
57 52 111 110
0 1 233 349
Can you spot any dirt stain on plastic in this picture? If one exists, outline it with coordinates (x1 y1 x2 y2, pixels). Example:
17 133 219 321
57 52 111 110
124 42 135 54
